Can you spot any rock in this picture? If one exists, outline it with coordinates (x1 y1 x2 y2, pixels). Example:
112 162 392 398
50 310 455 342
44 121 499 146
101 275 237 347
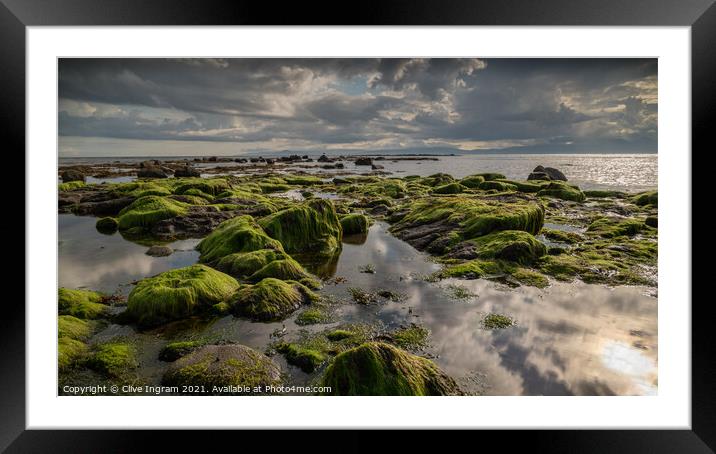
117 196 189 231
432 183 465 194
58 287 109 320
318 154 331 162
371 164 384 170
536 181 585 202
230 278 318 321
150 208 245 240
527 171 551 181
96 217 119 234
390 195 545 253
645 216 658 228
544 167 567 181
61 169 85 183
320 342 462 396
335 163 345 169
466 230 547 264
74 196 137 216
137 166 171 178
174 165 201 177
340 214 369 235
126 264 240 326
146 245 173 257
139 160 161 168
162 344 281 392
369 204 390 216
259 199 342 257
355 157 373 166
528 165 568 181
196 215 284 263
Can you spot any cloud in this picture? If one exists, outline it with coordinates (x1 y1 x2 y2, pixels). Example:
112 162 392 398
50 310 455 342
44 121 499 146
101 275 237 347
58 58 657 156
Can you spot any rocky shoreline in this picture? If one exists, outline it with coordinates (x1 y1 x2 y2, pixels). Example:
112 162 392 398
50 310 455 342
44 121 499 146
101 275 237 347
57 164 657 396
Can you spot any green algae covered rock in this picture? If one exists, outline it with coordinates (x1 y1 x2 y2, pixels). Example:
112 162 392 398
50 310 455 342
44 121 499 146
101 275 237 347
632 190 658 207
438 259 506 279
469 230 547 264
58 337 88 371
275 342 327 373
419 173 455 187
259 199 342 256
58 288 109 320
479 180 518 192
247 258 318 285
495 179 545 193
58 315 94 340
117 196 189 230
214 249 285 277
96 217 119 234
58 181 86 192
537 181 586 202
87 342 138 377
340 213 369 235
458 175 485 188
230 278 318 321
584 189 628 199
471 172 506 181
197 215 284 264
126 264 240 326
432 182 465 194
391 195 545 247
173 178 230 196
162 344 281 392
320 342 462 396
586 216 646 238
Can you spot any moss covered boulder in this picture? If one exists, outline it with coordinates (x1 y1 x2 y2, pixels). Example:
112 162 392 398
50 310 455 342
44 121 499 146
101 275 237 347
537 181 586 202
468 230 547 264
58 337 88 371
458 175 485 188
586 216 646 238
117 196 189 230
197 215 284 264
96 217 119 234
432 182 465 194
247 258 318 285
259 199 342 256
390 195 544 252
126 264 240 326
275 343 327 373
320 342 462 396
58 288 109 320
174 178 230 196
419 173 455 187
162 344 281 392
87 342 138 377
479 180 518 192
230 278 318 321
632 190 658 207
340 213 369 235
496 179 545 193
58 315 94 340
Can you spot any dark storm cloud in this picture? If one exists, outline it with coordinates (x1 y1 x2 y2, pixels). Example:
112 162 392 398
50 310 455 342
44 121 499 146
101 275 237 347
58 58 657 155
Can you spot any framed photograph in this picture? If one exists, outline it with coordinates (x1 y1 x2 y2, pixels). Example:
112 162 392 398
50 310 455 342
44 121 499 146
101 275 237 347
5 0 711 450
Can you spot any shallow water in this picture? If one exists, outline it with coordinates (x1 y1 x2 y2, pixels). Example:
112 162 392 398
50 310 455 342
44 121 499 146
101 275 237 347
58 214 200 295
59 216 657 395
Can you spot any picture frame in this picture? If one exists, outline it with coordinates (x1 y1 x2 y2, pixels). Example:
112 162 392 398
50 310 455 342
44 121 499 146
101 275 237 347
4 0 710 450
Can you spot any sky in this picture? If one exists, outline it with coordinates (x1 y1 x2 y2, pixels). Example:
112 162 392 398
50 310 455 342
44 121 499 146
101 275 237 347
58 58 657 157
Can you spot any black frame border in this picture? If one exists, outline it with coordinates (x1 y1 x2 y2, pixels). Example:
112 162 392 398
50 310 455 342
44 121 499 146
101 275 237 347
3 0 712 451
